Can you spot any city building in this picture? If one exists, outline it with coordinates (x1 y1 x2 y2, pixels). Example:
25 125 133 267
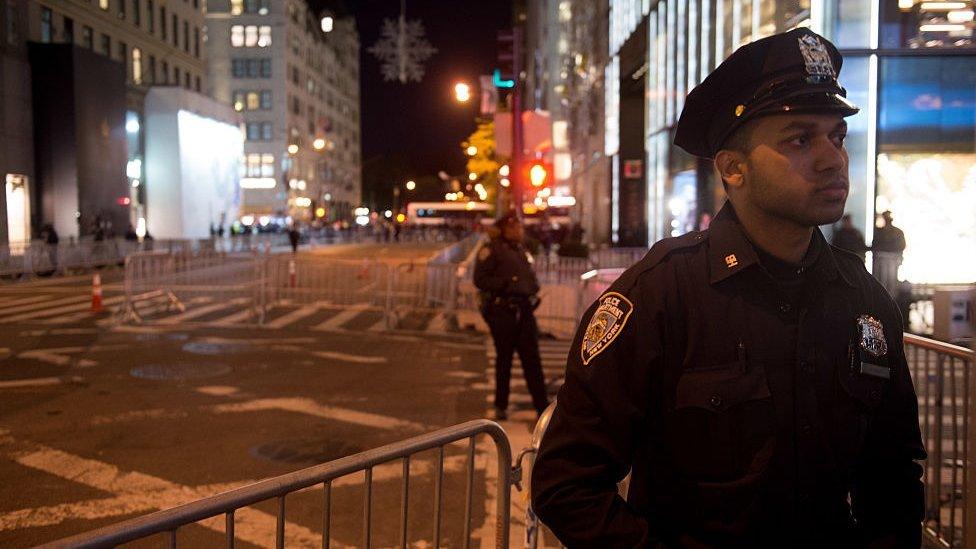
206 0 361 228
536 0 975 284
1 0 210 241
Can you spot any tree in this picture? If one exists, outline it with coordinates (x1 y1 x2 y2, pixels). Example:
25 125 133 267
462 119 500 209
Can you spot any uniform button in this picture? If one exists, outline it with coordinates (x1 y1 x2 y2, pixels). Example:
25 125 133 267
778 303 792 315
709 395 723 408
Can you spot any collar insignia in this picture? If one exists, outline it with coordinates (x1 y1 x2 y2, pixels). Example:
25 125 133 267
581 292 633 366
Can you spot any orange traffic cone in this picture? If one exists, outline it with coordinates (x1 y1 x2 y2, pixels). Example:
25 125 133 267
91 273 103 314
288 259 297 288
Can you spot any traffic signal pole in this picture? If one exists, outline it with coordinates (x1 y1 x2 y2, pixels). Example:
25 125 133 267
510 26 523 219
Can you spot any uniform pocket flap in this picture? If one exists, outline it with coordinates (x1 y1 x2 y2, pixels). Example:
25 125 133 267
675 361 772 412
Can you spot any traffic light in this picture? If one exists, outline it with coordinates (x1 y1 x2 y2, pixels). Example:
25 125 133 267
528 161 549 188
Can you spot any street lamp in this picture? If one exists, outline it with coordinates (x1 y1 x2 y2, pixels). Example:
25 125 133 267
454 82 472 103
405 180 416 191
466 145 478 156
287 144 299 155
313 138 326 151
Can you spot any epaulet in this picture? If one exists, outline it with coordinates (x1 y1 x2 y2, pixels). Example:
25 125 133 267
609 230 709 293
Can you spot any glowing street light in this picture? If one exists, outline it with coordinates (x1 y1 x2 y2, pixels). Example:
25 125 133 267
499 164 510 177
454 82 472 103
287 144 299 155
405 180 416 191
467 172 477 181
466 145 478 156
313 138 326 151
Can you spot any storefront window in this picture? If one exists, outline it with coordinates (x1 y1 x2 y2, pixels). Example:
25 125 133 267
876 56 976 283
832 55 873 239
881 0 975 49
825 0 874 48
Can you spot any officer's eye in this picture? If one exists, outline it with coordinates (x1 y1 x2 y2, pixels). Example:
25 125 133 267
831 133 848 147
787 134 810 147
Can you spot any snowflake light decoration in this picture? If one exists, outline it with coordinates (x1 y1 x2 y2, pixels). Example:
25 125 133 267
369 16 437 84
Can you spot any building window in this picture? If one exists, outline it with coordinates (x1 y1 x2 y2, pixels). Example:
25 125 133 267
195 75 200 92
160 6 166 39
119 41 127 78
173 66 179 85
245 0 270 14
260 90 272 109
183 71 189 89
232 90 244 111
40 7 52 43
132 0 140 26
172 14 178 46
231 59 245 77
101 33 111 54
183 20 188 52
261 122 273 140
63 16 74 44
161 60 168 83
100 0 109 10
231 24 271 47
243 153 275 176
246 91 260 110
82 25 93 49
119 0 126 20
260 58 271 77
148 55 155 84
231 0 243 15
147 0 154 33
193 26 200 57
132 47 142 84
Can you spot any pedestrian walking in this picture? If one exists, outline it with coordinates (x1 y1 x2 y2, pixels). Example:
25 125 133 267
872 210 906 296
288 224 300 254
474 214 549 420
831 213 868 260
531 29 925 548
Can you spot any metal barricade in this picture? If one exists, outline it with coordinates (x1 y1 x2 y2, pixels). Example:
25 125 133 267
39 419 513 549
267 256 390 309
905 334 974 549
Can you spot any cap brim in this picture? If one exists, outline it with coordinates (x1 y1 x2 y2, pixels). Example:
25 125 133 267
751 89 860 118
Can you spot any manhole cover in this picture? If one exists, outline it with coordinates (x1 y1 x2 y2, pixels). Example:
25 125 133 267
182 342 249 355
251 438 363 466
130 363 232 380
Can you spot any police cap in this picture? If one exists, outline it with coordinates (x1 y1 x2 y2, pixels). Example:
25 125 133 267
674 28 859 159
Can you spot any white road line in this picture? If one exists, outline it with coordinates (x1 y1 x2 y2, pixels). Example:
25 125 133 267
310 350 388 364
313 303 368 331
0 294 65 309
367 315 388 332
7 445 320 546
0 295 126 323
0 294 89 316
155 298 249 325
209 307 258 326
197 336 317 345
263 304 321 329
0 376 82 389
210 397 425 431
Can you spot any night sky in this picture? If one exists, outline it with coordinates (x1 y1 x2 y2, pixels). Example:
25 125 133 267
345 0 513 180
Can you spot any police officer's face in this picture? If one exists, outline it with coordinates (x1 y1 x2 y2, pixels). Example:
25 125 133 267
502 222 524 242
723 113 849 228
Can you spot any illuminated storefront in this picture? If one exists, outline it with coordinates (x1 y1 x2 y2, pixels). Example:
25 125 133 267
604 0 975 284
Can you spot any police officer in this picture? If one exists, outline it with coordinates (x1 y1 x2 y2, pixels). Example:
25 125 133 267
474 214 549 420
531 29 925 548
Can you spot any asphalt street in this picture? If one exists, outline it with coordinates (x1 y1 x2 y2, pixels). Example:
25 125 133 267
0 243 571 548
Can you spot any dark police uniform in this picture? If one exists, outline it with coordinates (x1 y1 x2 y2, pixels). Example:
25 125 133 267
474 225 549 415
531 28 925 548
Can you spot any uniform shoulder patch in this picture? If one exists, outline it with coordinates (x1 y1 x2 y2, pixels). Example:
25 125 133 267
581 292 634 366
477 246 491 261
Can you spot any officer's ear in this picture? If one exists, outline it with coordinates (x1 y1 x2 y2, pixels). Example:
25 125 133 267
714 148 747 191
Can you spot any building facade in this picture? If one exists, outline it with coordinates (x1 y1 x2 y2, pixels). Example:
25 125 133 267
543 0 975 284
207 0 361 227
1 0 209 241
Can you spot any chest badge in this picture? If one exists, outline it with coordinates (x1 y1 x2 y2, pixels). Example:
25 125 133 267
581 292 633 366
725 254 739 268
477 247 491 261
856 314 888 357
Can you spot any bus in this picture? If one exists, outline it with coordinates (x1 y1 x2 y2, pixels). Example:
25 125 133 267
405 201 491 226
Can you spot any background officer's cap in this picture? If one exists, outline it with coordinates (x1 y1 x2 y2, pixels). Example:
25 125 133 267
674 28 859 159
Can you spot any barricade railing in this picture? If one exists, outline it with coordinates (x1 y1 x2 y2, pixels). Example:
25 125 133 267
905 333 974 549
39 419 513 549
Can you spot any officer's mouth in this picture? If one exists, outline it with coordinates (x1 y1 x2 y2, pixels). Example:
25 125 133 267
816 180 849 200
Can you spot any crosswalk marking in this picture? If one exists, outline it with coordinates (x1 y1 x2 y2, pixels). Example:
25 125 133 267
262 304 321 329
0 295 126 323
313 303 369 331
0 294 89 316
155 298 249 325
0 294 66 309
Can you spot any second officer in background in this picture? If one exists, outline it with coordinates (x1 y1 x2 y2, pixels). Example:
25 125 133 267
474 214 549 420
